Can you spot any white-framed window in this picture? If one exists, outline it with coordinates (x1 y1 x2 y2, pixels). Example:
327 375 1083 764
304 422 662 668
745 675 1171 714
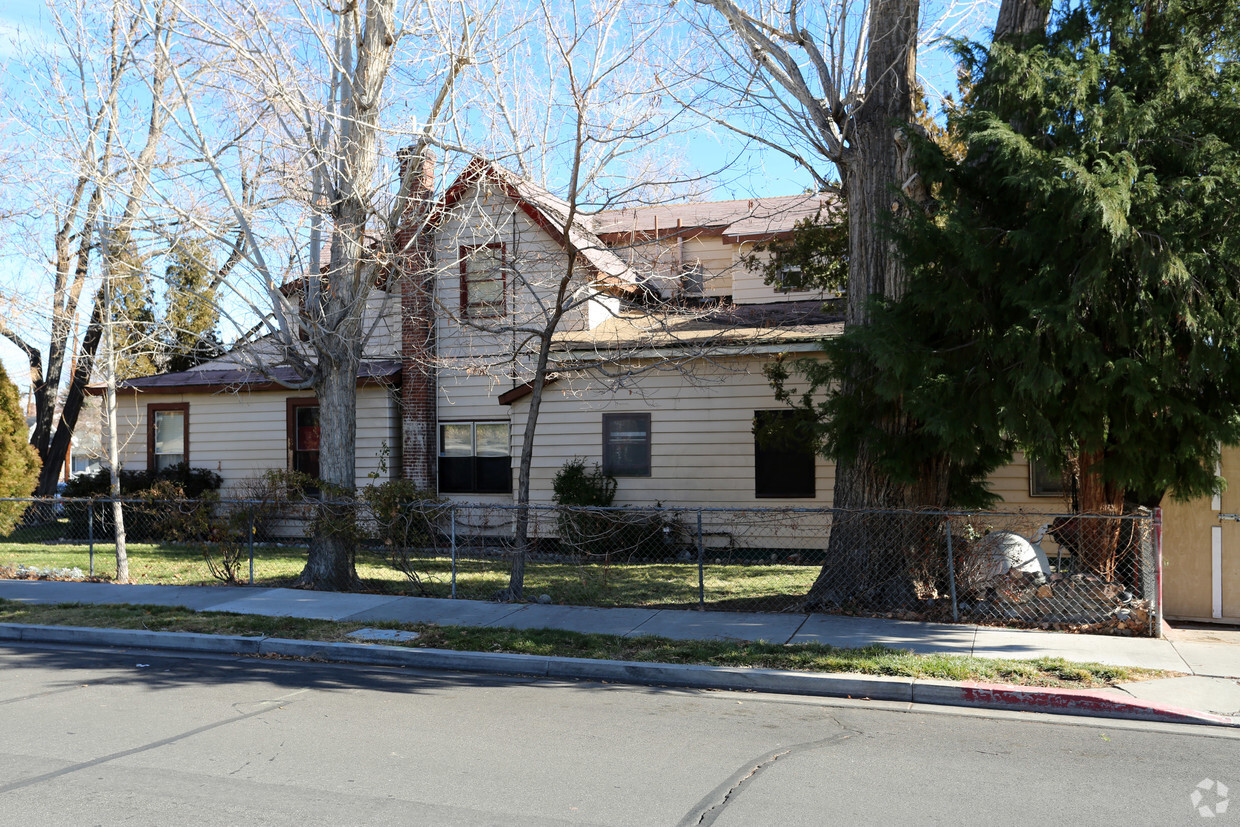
439 421 511 493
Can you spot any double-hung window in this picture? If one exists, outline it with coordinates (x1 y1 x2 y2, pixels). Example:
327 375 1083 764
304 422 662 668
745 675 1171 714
147 403 188 471
460 243 506 317
439 422 511 493
287 398 320 479
602 413 651 477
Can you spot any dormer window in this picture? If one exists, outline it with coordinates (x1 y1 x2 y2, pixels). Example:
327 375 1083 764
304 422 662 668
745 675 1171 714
460 243 506 317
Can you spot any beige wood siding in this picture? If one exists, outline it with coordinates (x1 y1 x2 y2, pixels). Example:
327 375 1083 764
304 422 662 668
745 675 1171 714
510 355 834 508
730 241 837 306
110 386 399 492
1161 444 1240 622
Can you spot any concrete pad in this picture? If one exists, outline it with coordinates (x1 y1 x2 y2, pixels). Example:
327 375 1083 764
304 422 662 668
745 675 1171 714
971 627 1192 672
200 588 406 620
0 581 256 610
1114 676 1240 717
626 609 805 643
1170 641 1240 680
343 595 527 626
485 604 659 636
137 586 260 610
0 580 140 604
347 628 420 643
791 614 978 656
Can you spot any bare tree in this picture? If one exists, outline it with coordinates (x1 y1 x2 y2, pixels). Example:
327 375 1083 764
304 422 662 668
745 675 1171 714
0 0 179 495
432 0 725 599
158 0 477 589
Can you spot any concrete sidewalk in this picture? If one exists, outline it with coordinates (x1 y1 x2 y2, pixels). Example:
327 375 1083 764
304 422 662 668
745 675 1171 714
1 579 1237 724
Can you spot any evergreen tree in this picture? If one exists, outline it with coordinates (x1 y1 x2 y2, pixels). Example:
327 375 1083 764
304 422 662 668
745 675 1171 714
0 362 40 534
780 0 1240 572
103 231 161 380
162 239 224 373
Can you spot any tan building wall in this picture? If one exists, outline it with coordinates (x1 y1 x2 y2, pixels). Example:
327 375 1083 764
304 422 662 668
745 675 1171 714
1160 445 1240 622
509 353 1051 513
109 385 400 493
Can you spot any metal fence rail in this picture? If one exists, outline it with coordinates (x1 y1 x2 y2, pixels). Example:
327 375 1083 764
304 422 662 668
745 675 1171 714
0 497 1161 636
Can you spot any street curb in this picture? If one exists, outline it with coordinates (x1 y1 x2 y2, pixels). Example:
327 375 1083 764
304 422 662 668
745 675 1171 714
2 623 1235 728
911 678 1238 727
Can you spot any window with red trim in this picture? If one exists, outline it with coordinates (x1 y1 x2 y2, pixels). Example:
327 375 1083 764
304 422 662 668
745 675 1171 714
286 398 320 479
147 403 189 471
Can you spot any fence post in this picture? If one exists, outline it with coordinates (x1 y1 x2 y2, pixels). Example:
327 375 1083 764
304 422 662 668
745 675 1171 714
1153 507 1163 636
88 501 94 578
450 506 457 599
248 504 255 586
696 510 705 610
944 515 959 623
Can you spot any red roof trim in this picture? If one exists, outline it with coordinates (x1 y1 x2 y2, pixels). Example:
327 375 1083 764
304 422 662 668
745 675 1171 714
497 374 560 406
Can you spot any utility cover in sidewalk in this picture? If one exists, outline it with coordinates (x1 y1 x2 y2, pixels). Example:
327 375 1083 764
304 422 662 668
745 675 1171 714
347 628 420 643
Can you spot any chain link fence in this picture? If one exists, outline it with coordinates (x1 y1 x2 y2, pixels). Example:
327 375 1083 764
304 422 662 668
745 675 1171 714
0 497 1161 636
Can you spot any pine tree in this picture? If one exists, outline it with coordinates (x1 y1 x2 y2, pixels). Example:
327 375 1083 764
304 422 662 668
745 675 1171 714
0 362 41 535
104 231 160 380
162 239 224 373
789 0 1240 574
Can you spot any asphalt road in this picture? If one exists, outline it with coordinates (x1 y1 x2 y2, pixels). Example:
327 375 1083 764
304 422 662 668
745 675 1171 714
0 643 1236 826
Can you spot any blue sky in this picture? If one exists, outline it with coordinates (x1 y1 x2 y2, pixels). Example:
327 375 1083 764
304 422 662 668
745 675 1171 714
0 0 997 400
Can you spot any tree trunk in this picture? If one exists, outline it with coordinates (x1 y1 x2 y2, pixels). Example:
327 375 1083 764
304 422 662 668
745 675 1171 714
297 357 361 591
499 325 559 602
36 307 103 494
994 0 1050 42
807 0 1052 612
808 0 943 610
1075 447 1125 580
293 0 395 591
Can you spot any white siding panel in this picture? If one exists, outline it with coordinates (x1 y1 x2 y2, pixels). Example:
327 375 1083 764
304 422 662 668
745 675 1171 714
510 354 834 508
111 387 399 492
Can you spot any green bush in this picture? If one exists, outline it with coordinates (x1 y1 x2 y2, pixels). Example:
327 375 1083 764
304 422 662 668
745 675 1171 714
61 463 223 541
552 458 617 507
62 463 223 499
550 459 683 561
0 363 40 535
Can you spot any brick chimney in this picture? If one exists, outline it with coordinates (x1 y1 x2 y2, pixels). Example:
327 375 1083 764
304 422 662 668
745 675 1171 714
396 146 437 490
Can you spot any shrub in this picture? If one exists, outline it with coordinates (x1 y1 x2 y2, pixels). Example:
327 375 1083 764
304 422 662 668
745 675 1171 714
61 463 223 540
0 363 40 534
550 459 683 562
552 459 615 560
552 458 616 507
362 478 444 593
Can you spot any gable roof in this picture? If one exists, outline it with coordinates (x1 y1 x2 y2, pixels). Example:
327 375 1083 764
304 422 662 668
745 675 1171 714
437 159 637 285
550 300 843 354
591 193 840 242
85 360 402 396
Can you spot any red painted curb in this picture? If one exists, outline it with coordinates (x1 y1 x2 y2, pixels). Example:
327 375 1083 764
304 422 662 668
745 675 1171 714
952 681 1238 727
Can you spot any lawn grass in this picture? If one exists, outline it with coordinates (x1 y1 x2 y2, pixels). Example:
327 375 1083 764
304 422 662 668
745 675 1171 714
0 520 817 610
0 599 1165 689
